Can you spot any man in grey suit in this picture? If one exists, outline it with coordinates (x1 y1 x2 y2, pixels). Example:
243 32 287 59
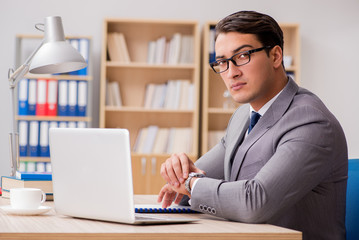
157 11 348 240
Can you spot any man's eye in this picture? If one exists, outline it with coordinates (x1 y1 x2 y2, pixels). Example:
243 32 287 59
217 60 227 66
237 53 248 59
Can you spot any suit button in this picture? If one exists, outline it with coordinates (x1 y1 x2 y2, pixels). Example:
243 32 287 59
211 208 216 214
203 205 208 211
199 204 204 210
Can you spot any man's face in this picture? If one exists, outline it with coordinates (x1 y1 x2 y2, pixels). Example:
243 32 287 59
215 32 278 110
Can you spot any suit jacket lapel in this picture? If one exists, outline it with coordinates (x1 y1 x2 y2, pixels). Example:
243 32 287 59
224 105 250 181
229 78 299 181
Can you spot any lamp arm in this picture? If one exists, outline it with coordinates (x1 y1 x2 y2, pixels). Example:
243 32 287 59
8 39 44 176
8 40 44 89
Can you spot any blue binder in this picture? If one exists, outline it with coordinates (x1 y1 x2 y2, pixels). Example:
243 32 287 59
18 120 29 157
29 121 39 157
68 80 78 116
27 79 37 115
18 79 28 115
77 38 89 76
77 81 87 116
39 121 50 157
58 80 69 116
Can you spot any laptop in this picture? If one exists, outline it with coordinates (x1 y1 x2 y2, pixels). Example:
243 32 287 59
49 128 197 224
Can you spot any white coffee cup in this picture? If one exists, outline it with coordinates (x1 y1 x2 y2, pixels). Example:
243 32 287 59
10 188 46 209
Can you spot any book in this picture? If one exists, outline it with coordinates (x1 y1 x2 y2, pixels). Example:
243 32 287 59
179 80 191 110
117 33 131 63
143 83 156 108
151 84 167 109
147 40 156 64
46 79 58 116
111 82 122 107
27 79 37 115
68 80 78 116
77 38 89 75
135 204 197 213
15 171 52 180
69 39 80 75
134 127 148 153
77 80 88 116
39 121 50 157
209 26 216 63
18 78 28 115
57 80 69 116
36 79 47 116
1 176 53 200
29 121 39 157
152 128 170 154
27 162 36 172
142 125 159 154
107 33 131 63
18 120 28 157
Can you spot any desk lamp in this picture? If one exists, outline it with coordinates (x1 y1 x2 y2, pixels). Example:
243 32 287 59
7 16 87 176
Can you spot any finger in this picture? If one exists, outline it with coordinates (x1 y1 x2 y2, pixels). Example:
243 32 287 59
160 187 176 208
174 193 184 205
178 153 190 181
157 184 168 203
165 155 180 187
172 154 185 184
160 162 171 184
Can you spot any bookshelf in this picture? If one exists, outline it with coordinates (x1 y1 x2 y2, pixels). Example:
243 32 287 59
201 22 301 154
99 18 200 194
14 34 93 171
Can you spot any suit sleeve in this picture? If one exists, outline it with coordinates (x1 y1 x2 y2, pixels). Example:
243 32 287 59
190 105 347 223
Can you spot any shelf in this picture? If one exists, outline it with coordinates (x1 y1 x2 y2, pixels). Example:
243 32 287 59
106 61 196 69
20 157 51 163
25 73 93 81
16 116 91 122
105 106 194 114
100 18 200 194
208 107 237 114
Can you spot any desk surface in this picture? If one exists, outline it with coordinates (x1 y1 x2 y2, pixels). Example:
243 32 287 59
0 195 301 240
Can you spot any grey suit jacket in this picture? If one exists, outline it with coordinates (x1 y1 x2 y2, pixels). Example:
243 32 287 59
189 79 348 240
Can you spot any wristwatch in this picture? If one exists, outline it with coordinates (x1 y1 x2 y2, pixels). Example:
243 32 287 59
185 172 205 194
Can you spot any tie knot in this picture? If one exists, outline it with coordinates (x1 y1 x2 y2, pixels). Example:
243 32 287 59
249 111 261 133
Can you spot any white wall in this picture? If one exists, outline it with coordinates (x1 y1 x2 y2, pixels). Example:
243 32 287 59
1 0 358 177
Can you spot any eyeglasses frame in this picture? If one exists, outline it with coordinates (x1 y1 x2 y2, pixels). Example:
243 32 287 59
210 46 273 74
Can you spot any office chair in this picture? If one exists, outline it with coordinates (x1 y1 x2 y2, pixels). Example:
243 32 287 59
346 159 359 240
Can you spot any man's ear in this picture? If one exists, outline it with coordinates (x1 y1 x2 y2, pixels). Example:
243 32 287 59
271 45 283 69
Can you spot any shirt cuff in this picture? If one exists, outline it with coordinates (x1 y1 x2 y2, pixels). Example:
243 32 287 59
191 178 201 194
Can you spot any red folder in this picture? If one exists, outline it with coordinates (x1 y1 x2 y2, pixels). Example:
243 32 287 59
36 79 48 116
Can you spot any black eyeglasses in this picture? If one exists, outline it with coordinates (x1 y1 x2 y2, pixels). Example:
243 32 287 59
210 46 272 74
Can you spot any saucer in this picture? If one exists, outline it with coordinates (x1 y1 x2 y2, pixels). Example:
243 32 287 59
0 205 52 216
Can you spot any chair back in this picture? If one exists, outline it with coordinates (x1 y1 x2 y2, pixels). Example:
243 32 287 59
346 159 359 240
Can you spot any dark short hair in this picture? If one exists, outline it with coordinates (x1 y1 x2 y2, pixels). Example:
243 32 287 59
215 11 284 55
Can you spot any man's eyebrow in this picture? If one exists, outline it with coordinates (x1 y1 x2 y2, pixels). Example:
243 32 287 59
215 44 253 59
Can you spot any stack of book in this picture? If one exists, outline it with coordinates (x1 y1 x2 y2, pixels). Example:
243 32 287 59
107 32 131 63
1 171 53 200
105 81 122 107
18 78 88 117
133 126 192 154
143 79 194 110
147 33 194 65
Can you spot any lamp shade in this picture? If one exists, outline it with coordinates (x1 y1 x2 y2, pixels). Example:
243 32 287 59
29 16 87 74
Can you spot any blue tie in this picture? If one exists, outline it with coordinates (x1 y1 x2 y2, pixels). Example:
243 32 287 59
248 111 261 133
